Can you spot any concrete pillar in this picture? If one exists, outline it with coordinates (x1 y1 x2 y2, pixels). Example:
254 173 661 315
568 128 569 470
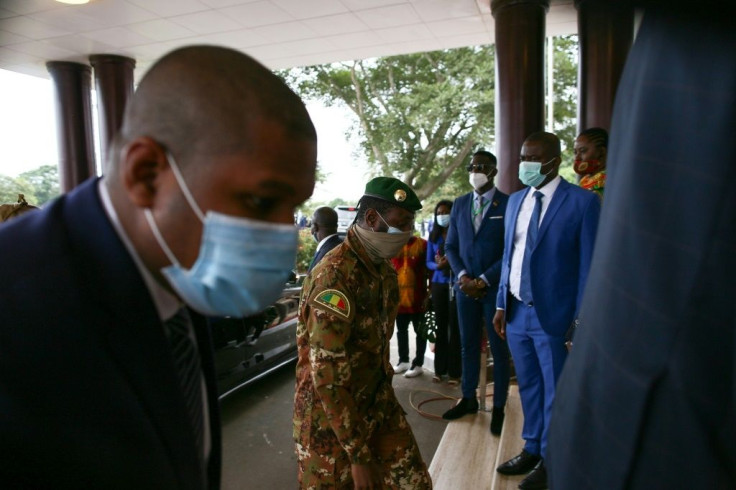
575 0 635 132
491 0 550 194
46 61 96 193
89 54 135 174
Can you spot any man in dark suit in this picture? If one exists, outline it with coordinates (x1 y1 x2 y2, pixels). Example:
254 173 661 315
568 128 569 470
0 46 317 489
493 132 600 489
547 6 736 489
308 206 342 273
443 150 511 435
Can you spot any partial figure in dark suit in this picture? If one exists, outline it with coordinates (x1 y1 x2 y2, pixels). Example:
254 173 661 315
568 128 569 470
493 132 600 490
443 150 511 436
548 6 736 489
0 46 317 489
308 206 342 273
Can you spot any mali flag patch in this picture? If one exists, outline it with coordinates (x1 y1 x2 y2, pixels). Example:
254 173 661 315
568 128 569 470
312 289 351 320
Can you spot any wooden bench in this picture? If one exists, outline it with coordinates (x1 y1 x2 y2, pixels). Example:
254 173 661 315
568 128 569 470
429 383 525 489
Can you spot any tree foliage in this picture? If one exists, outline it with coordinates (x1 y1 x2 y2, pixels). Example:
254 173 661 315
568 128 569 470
548 35 579 182
0 165 60 206
280 46 496 202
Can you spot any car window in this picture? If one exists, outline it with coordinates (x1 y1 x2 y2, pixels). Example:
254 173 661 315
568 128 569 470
334 205 358 235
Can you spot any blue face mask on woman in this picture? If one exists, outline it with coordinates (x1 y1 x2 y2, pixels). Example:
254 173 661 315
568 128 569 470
144 152 298 318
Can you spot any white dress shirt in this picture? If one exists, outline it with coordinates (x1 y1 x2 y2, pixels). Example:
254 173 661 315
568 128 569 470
316 233 339 253
508 176 562 300
98 179 211 463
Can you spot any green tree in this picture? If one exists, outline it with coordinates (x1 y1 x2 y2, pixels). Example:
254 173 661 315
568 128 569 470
280 46 496 201
18 165 60 205
0 174 37 205
548 35 580 182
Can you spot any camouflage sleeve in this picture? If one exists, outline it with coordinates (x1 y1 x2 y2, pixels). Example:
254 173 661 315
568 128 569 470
305 274 373 465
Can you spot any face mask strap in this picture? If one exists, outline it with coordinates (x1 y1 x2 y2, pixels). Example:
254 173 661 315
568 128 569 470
166 151 205 222
144 208 181 267
376 210 402 234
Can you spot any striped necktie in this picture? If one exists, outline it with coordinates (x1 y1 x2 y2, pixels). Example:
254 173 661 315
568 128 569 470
473 195 486 232
164 308 205 466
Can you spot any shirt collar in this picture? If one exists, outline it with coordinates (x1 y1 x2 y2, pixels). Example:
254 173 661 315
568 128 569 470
316 233 338 252
98 179 181 321
532 175 562 200
474 186 496 202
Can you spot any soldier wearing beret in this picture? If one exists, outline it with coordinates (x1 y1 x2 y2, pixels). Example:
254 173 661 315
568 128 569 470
293 177 432 489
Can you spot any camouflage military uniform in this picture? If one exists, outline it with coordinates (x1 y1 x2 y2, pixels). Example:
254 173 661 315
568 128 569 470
294 226 432 489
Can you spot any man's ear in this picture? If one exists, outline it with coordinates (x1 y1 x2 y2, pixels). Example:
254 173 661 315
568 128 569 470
363 208 378 230
120 137 169 208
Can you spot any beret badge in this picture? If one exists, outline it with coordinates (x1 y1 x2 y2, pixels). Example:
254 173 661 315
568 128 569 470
394 189 407 202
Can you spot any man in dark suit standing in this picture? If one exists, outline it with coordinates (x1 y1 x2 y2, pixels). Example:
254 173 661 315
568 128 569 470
547 5 736 489
493 132 600 489
308 206 342 273
0 46 317 489
443 150 511 436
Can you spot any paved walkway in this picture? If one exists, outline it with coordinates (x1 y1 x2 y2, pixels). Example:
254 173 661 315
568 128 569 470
220 326 462 489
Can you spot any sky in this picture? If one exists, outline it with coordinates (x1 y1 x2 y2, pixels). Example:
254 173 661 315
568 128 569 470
0 68 369 206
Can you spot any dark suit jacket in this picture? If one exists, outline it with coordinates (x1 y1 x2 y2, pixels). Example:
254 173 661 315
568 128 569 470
496 178 600 337
308 234 342 273
0 178 221 489
445 188 508 303
548 7 736 489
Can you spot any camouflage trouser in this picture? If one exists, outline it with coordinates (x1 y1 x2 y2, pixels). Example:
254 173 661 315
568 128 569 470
296 406 432 489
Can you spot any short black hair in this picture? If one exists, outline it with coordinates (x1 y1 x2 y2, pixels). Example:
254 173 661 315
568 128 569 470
524 131 561 157
312 206 338 229
473 150 497 166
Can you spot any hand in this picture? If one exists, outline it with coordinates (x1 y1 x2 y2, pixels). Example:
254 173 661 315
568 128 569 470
436 255 449 270
351 463 380 489
493 310 506 340
458 275 474 296
459 276 485 300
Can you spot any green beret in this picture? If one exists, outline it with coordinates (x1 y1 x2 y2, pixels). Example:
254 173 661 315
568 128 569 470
362 176 422 212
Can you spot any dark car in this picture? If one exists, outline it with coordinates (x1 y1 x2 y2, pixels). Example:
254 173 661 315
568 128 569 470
211 275 303 399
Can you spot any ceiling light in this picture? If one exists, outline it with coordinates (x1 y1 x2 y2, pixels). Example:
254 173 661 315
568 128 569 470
55 0 90 4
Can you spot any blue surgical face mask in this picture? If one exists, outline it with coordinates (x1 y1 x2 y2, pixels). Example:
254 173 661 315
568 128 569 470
436 214 450 228
519 157 555 188
376 211 406 234
144 152 298 318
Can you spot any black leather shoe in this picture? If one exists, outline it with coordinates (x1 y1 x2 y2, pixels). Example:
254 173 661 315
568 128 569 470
496 450 541 475
490 406 505 435
518 460 547 489
442 397 479 420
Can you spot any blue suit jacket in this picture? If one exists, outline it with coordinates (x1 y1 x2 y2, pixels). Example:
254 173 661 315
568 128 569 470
548 8 736 489
445 188 508 303
496 178 600 337
308 234 342 273
0 178 221 489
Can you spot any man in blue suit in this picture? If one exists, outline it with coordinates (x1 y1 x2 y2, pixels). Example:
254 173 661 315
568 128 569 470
444 150 511 436
308 206 342 273
0 46 317 489
548 5 736 489
493 132 600 490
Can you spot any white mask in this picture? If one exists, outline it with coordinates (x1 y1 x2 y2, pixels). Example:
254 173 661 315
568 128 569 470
436 214 450 227
469 172 489 190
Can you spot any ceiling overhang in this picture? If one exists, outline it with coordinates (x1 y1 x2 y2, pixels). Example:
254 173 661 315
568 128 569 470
0 0 576 80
